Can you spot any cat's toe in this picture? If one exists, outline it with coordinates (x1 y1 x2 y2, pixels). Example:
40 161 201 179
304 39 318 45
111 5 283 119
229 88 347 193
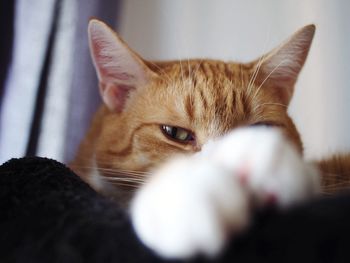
241 129 320 207
130 157 250 259
205 127 321 207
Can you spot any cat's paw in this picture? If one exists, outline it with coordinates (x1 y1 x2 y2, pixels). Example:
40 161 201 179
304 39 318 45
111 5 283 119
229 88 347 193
130 127 321 260
203 127 321 207
130 156 250 259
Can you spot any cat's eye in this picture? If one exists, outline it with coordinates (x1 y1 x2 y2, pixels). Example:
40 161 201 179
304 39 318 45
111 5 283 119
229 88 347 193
161 125 195 143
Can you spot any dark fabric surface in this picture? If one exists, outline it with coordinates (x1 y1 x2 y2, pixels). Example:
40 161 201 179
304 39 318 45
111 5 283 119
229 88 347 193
0 0 15 111
0 157 350 263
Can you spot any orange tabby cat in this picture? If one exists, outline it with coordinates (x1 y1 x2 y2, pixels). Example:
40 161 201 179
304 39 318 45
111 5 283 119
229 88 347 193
69 19 350 259
71 19 349 202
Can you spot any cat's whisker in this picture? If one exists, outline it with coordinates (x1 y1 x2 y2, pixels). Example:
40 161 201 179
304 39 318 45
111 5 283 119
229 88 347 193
187 58 191 82
70 163 150 173
322 179 350 187
98 174 147 182
69 165 150 179
322 187 350 193
321 183 350 193
251 59 288 102
246 59 262 97
101 174 147 180
321 171 350 177
97 168 149 175
192 59 203 78
100 176 146 183
246 64 258 95
247 54 265 95
155 73 173 85
106 180 145 186
239 64 250 105
99 172 148 180
321 188 350 194
99 171 148 179
146 61 173 84
179 58 186 88
86 159 138 166
246 45 267 95
250 112 274 122
70 164 150 174
240 64 244 90
71 166 149 178
103 181 146 188
320 170 350 191
107 181 141 188
247 27 271 96
252 102 288 112
322 178 350 184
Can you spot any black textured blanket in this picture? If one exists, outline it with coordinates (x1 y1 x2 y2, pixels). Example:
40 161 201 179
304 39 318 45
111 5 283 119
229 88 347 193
0 157 350 263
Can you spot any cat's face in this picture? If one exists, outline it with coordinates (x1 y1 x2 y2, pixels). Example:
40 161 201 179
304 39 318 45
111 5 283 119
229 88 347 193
86 20 314 188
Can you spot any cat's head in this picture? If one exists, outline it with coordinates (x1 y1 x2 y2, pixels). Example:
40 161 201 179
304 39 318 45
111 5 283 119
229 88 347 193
88 19 315 176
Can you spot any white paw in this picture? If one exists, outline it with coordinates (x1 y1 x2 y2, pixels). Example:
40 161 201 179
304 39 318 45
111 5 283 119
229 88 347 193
203 127 321 207
130 156 250 259
130 127 321 260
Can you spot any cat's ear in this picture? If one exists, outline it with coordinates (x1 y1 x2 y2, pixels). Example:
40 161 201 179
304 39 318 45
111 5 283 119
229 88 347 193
88 19 155 112
255 24 315 105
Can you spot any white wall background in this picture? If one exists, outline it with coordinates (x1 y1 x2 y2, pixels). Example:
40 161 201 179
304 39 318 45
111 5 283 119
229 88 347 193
118 0 350 160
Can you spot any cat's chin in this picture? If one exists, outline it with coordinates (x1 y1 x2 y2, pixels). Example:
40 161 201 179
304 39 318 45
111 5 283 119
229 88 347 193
130 127 321 259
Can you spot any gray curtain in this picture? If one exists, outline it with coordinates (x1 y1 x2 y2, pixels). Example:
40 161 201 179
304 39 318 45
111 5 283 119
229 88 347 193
0 0 120 163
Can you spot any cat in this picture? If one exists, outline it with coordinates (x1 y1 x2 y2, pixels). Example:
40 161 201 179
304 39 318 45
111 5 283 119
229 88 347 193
70 19 350 259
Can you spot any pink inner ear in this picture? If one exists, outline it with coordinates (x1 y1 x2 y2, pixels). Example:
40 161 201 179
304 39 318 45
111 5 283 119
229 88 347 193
101 83 135 112
112 84 134 111
91 39 133 82
101 67 133 83
89 21 152 112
